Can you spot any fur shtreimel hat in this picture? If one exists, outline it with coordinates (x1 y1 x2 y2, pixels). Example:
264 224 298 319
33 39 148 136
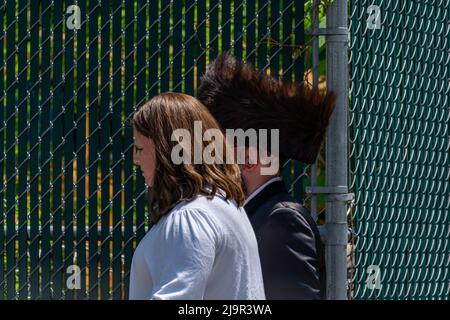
196 52 337 164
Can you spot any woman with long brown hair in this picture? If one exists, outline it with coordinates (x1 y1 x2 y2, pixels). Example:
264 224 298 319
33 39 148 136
129 92 265 299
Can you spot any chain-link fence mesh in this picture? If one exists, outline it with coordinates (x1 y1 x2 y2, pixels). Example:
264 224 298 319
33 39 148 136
0 0 329 300
349 0 449 299
6 0 447 302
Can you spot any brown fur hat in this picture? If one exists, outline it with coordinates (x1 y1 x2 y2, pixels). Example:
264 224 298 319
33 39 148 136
197 52 337 164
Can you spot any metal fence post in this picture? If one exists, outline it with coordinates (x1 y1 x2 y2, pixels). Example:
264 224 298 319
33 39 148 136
310 0 320 223
326 0 349 300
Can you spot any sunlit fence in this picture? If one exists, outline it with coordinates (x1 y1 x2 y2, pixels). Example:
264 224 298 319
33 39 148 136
0 0 319 299
2 0 447 301
349 0 449 299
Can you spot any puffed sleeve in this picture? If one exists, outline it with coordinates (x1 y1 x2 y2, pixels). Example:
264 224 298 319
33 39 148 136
145 208 219 299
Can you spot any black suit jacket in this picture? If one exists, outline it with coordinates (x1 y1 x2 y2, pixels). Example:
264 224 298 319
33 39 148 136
244 180 326 300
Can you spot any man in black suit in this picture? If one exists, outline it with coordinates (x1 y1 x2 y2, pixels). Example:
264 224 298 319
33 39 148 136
197 53 336 299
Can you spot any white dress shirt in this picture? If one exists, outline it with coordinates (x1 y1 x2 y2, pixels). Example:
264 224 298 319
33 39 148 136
129 192 266 300
243 177 283 207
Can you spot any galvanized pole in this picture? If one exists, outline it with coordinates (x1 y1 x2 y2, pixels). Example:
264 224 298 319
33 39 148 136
310 0 320 223
326 0 349 300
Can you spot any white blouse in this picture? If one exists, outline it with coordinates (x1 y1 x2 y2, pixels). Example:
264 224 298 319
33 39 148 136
129 192 266 300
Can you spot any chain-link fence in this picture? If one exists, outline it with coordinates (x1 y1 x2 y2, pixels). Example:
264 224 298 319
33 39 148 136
349 0 449 299
3 0 447 301
0 0 328 300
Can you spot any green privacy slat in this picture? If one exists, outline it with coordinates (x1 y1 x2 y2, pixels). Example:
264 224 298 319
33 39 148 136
0 0 5 299
172 0 182 91
280 1 293 190
269 0 279 72
148 0 159 97
88 0 100 300
134 0 146 250
100 0 111 301
257 0 268 69
367 0 381 301
122 0 135 300
282 1 301 202
405 0 415 300
282 0 292 81
38 0 51 300
28 0 41 300
111 0 123 301
17 0 28 300
245 0 255 62
51 0 63 300
209 0 219 62
293 0 303 82
357 0 374 299
75 0 87 301
5 0 16 300
280 0 293 192
136 0 147 105
64 0 76 300
196 0 206 89
184 0 194 95
233 0 243 58
160 0 170 91
221 0 231 51
293 0 304 202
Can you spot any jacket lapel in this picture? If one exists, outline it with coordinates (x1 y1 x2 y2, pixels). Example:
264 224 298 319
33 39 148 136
244 180 287 221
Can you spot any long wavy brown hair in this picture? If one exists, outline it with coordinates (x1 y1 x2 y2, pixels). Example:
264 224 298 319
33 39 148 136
132 92 245 224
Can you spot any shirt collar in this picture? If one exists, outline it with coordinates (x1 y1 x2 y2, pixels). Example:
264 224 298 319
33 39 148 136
243 177 283 207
